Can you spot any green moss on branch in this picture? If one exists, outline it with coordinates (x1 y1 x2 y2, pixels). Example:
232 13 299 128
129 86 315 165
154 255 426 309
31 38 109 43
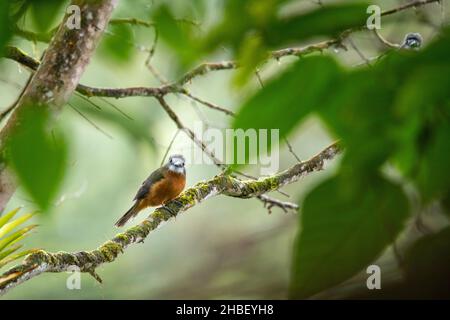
0 142 340 296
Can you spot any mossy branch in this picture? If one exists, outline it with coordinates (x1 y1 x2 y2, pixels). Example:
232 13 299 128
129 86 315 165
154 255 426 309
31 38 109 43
0 142 341 296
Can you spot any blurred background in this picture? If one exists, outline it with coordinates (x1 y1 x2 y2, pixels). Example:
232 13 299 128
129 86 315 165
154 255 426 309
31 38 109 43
0 0 448 299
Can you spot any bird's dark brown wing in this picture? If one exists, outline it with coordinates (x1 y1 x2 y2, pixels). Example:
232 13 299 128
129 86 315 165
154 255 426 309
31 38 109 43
133 168 165 201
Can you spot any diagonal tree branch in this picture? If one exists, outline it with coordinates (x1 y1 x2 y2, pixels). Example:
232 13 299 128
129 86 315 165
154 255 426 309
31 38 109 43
0 142 341 296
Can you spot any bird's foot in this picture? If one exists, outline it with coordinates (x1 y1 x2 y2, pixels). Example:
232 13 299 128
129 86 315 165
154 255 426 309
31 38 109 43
171 199 184 208
161 205 177 217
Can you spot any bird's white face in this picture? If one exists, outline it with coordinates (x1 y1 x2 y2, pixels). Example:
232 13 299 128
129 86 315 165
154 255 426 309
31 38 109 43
168 155 186 175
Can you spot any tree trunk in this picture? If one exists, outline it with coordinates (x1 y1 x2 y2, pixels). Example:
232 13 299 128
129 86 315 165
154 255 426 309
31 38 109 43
0 0 118 212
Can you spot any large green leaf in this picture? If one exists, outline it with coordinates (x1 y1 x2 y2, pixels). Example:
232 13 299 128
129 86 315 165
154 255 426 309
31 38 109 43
5 108 67 210
394 65 450 117
415 123 450 201
233 56 341 137
200 0 284 53
390 61 450 201
442 191 450 217
291 174 410 298
99 24 134 63
0 1 12 54
30 0 66 32
152 5 197 68
202 1 368 54
231 56 340 166
264 3 369 47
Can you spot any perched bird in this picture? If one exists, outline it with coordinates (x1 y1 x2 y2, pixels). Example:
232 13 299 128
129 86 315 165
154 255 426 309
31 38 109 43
115 154 186 227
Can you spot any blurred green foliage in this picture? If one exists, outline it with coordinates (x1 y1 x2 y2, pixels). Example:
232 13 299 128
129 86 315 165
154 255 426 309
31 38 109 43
5 108 67 211
153 5 198 68
0 1 13 54
156 0 450 298
233 56 341 138
291 174 409 298
0 0 449 299
98 24 135 63
29 0 66 32
233 19 449 299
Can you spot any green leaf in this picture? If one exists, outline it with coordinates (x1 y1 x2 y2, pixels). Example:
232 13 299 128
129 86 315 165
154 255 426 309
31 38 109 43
318 69 398 173
5 108 68 210
152 5 196 68
99 24 135 63
394 64 450 117
442 191 450 217
234 55 341 137
231 56 340 166
0 1 12 54
0 212 34 239
415 123 450 201
0 244 22 261
0 207 22 228
30 0 65 32
233 34 267 87
291 174 410 298
201 1 368 55
264 3 370 47
0 225 37 253
200 0 282 53
390 62 450 201
0 249 38 269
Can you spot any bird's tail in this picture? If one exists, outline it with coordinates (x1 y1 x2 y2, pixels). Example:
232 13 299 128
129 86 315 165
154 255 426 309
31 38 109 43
115 202 140 227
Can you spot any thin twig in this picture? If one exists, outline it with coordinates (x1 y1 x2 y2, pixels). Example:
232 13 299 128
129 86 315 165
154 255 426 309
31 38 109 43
348 37 371 66
373 29 400 49
380 0 440 16
155 95 224 166
182 91 235 116
74 92 102 110
284 138 302 163
98 97 134 120
67 102 113 140
160 129 180 166
255 69 265 88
